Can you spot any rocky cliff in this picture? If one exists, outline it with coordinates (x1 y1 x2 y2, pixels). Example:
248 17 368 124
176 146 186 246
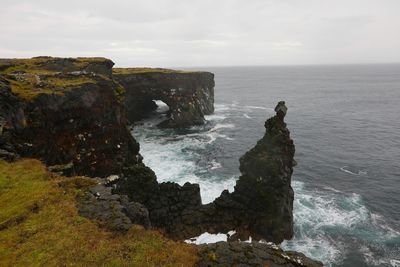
0 57 140 178
115 101 296 244
113 68 214 127
0 57 321 266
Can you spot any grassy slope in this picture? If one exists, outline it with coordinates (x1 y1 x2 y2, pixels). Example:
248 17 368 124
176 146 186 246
0 159 198 267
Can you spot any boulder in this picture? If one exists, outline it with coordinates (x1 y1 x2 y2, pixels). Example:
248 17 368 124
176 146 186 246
77 182 151 232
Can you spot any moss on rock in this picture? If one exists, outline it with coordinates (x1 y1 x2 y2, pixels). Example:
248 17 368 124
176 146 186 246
0 159 198 266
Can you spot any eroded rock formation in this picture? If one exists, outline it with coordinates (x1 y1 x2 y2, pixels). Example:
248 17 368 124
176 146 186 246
113 68 214 128
0 57 321 266
115 101 296 244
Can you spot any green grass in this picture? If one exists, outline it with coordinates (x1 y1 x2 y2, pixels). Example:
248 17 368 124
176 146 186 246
6 75 99 101
0 57 116 100
0 159 199 267
0 57 111 75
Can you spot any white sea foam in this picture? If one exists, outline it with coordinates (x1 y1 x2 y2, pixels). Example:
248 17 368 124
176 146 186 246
198 176 236 204
340 166 368 176
243 113 252 119
204 114 227 121
244 105 268 110
214 104 231 112
132 113 237 204
282 180 400 267
185 231 234 244
209 123 235 132
210 160 222 170
390 259 400 267
132 101 399 267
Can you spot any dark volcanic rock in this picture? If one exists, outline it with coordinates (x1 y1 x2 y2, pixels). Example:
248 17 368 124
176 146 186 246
113 69 214 128
1 57 316 264
230 100 295 241
116 101 296 244
0 57 140 177
0 76 25 161
197 241 323 267
77 181 150 232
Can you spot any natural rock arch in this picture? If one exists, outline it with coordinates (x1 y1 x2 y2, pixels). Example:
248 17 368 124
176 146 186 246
113 69 214 128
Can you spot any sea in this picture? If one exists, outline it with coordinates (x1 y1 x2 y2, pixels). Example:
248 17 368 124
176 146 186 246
131 64 400 267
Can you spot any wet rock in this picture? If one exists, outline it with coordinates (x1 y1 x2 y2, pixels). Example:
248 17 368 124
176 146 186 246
117 101 296 244
197 241 323 267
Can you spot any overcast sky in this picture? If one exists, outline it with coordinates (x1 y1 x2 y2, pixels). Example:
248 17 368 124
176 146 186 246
1 0 399 67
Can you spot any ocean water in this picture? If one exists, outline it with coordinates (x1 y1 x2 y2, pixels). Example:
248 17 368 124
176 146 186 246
132 64 400 267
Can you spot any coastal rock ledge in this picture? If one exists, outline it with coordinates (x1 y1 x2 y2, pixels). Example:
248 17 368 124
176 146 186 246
0 57 322 267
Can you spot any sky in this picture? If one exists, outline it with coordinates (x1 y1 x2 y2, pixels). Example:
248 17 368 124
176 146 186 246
1 0 400 67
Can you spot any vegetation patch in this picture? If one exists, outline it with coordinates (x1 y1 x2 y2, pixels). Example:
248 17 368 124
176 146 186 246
0 57 111 75
0 159 198 266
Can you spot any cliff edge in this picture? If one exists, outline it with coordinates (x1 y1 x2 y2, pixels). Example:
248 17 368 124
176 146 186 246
0 57 321 267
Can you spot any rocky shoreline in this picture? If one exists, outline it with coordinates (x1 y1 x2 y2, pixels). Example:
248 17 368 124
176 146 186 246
0 57 322 266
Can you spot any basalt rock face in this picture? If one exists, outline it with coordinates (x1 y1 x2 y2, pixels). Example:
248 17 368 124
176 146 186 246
113 69 214 128
0 77 25 161
116 101 296 244
0 57 140 177
229 100 295 241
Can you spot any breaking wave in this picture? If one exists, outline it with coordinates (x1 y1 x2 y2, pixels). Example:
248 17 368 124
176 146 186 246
282 181 400 267
131 100 400 267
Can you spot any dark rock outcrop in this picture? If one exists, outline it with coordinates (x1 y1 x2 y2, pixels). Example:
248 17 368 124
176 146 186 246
77 181 150 232
197 242 323 267
0 57 141 177
0 77 24 161
0 57 319 265
115 101 296 244
113 68 214 128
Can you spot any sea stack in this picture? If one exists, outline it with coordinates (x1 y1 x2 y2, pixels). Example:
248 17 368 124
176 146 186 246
159 101 296 244
231 100 295 241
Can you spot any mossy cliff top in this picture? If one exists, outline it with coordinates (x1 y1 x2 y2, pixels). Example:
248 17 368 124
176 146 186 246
0 57 211 101
0 159 198 266
0 57 117 101
0 56 114 75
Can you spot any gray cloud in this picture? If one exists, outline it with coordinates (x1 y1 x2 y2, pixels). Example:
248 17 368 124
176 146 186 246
1 0 399 66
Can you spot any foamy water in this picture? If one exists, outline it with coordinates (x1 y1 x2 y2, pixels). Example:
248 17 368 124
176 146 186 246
132 65 400 267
